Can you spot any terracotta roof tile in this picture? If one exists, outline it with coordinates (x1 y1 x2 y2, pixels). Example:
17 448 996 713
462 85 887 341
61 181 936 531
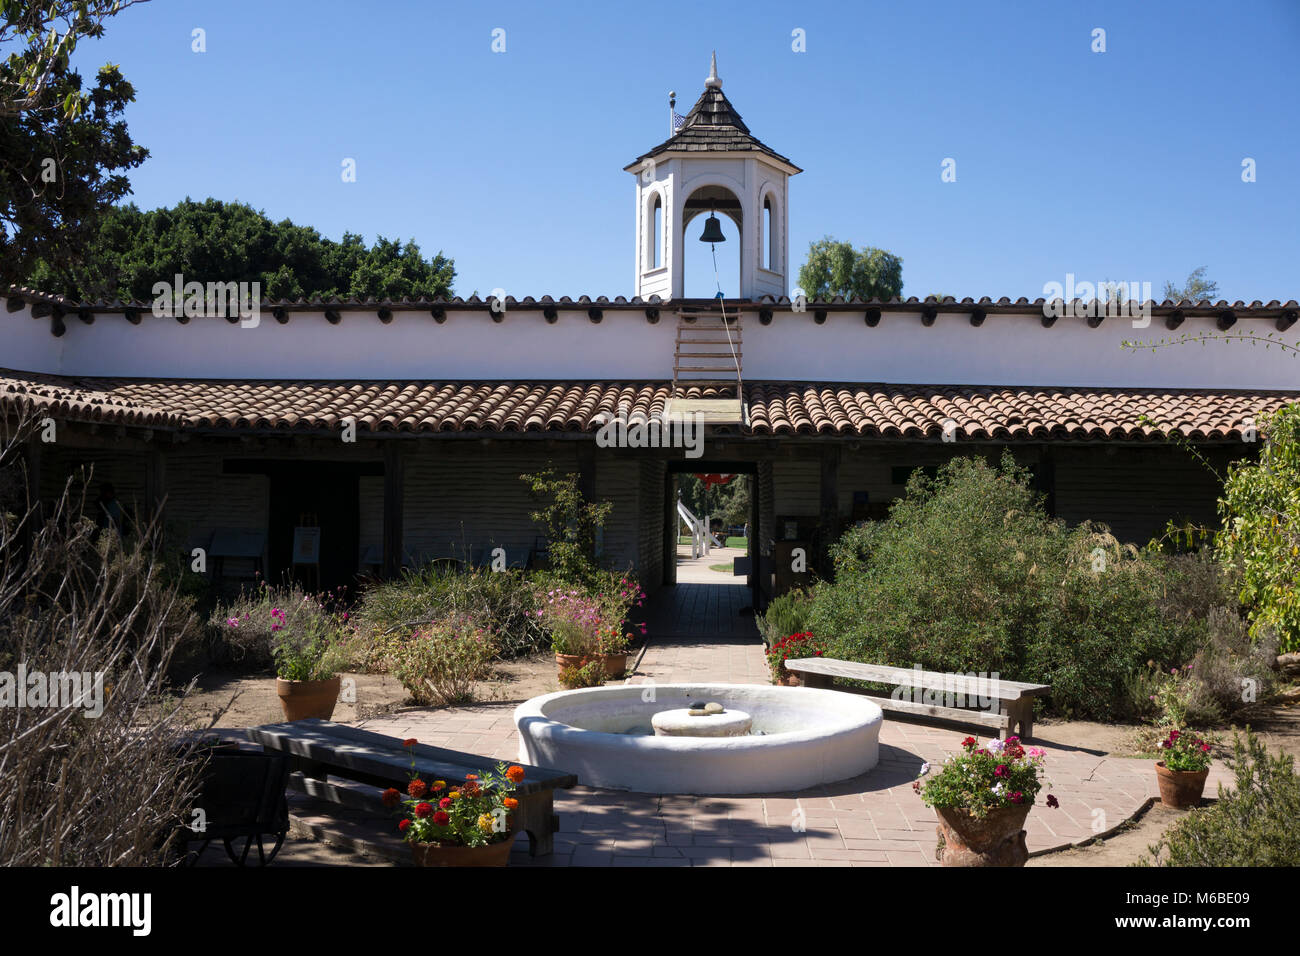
0 370 1292 442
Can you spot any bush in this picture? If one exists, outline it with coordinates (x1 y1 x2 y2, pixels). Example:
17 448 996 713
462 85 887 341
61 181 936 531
391 618 496 707
353 565 547 663
1215 403 1300 652
210 582 347 673
1146 731 1300 866
808 454 1202 720
758 587 814 648
1 417 202 865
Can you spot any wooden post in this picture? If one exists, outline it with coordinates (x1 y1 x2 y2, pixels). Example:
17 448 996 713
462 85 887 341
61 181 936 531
663 469 677 585
382 444 405 577
818 445 841 576
145 448 165 539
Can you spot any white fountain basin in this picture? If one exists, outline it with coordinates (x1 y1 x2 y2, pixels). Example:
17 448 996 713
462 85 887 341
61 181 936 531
514 683 883 794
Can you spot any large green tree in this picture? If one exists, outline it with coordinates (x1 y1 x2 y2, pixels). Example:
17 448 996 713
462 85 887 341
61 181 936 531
1 0 149 288
796 236 903 300
25 197 457 300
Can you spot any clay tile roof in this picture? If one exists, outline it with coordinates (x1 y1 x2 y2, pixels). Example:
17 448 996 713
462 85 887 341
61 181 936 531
2 370 1292 442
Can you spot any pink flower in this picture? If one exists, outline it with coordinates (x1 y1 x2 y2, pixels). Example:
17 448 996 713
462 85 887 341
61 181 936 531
227 618 239 628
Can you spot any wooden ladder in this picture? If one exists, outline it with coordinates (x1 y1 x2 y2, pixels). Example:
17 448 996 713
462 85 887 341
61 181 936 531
672 310 742 398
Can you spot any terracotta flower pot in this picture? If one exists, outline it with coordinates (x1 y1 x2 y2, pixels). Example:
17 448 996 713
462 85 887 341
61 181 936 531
601 652 629 678
409 837 514 867
773 668 801 687
275 676 341 722
934 804 1031 867
555 651 596 674
1155 761 1208 809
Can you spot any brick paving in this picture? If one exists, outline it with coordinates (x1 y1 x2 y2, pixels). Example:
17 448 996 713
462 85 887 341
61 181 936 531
352 577 1231 867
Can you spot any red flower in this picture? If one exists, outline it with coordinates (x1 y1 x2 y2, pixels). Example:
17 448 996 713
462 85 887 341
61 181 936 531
432 811 450 826
408 779 428 799
403 738 418 747
1046 794 1059 809
961 736 977 749
381 787 401 808
439 797 453 809
414 802 433 818
994 764 1009 778
398 819 411 832
1010 791 1024 804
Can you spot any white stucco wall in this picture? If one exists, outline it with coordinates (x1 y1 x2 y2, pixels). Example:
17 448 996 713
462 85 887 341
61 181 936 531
3 303 1297 390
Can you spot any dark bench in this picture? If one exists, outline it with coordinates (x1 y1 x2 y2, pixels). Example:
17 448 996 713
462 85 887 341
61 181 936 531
245 719 577 857
784 658 1050 740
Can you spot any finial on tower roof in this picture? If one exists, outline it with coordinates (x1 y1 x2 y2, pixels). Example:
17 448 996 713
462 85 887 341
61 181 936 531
705 51 721 89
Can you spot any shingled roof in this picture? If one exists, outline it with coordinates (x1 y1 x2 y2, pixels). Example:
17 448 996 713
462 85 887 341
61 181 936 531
624 59 799 172
2 368 1289 441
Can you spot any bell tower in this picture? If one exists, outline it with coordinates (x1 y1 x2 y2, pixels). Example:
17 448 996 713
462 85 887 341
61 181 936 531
625 53 801 301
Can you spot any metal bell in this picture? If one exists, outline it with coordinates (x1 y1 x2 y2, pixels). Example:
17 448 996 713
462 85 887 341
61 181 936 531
698 212 726 244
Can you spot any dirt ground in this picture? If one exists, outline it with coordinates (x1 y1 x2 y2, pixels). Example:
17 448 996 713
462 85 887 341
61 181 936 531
176 652 565 731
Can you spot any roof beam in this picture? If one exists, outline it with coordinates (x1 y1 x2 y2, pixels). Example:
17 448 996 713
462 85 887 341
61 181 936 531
1278 310 1298 332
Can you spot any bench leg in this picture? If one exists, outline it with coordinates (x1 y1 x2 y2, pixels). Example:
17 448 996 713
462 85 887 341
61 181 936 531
515 790 559 857
1002 700 1034 741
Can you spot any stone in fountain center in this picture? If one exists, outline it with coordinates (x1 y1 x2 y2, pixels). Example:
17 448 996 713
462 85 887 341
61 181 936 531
652 702 752 737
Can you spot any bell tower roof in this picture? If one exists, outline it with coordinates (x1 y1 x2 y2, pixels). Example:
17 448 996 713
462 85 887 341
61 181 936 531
623 55 801 174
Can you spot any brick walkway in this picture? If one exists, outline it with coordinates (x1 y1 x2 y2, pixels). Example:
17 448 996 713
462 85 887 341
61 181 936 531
354 579 1231 866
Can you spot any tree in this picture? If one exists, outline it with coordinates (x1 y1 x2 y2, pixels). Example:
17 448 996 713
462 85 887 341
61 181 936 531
1 1 149 288
1163 266 1219 303
797 236 903 300
24 198 457 299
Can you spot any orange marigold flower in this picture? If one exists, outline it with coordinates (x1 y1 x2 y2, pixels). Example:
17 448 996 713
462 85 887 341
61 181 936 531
408 779 428 799
465 773 479 781
505 765 526 784
503 797 519 809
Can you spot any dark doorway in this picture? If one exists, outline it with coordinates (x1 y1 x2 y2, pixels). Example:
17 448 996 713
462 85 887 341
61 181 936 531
226 459 381 594
664 460 759 611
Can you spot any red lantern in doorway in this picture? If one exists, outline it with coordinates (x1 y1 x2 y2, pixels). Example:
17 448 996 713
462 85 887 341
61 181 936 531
693 473 735 487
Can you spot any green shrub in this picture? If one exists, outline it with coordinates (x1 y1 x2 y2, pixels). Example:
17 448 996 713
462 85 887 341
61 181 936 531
758 587 814 648
808 454 1203 720
1215 403 1300 652
354 565 547 661
391 618 496 707
1145 731 1300 867
211 582 344 672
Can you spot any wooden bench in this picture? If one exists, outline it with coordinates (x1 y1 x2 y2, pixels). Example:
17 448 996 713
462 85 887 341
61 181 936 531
245 719 577 857
784 658 1050 740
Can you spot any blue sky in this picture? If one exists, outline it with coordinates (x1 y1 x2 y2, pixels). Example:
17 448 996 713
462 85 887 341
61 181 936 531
71 0 1299 301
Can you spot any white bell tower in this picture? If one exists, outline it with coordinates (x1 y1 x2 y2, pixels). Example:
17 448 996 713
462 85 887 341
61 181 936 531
625 53 801 301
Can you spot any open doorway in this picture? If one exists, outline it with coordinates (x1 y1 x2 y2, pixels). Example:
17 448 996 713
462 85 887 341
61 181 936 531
663 461 758 612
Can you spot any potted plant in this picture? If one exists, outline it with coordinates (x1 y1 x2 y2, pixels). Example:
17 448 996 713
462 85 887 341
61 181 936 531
538 587 603 675
381 740 525 867
766 631 824 686
596 575 646 677
915 735 1058 867
270 608 348 721
1154 728 1212 808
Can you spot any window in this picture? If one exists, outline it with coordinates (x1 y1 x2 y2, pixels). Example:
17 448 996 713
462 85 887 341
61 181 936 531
763 197 773 270
652 195 663 269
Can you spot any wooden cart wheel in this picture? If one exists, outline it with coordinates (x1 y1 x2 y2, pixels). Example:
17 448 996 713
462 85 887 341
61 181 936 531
222 829 287 867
